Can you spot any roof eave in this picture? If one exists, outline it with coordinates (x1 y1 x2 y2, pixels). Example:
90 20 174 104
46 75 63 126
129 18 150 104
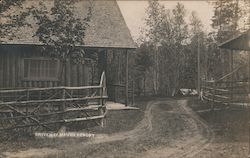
219 29 250 51
0 42 137 50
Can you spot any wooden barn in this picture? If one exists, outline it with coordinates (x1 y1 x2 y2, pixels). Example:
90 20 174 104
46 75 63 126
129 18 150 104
0 0 136 105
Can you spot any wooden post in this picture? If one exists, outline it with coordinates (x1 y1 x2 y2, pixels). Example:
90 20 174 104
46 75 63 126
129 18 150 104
98 106 104 127
62 88 66 110
211 81 216 111
229 50 233 104
58 88 66 132
98 84 104 127
125 50 129 106
61 88 66 118
26 89 29 114
132 80 135 105
99 74 104 127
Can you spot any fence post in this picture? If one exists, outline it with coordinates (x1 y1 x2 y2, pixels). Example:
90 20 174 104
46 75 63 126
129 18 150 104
200 79 203 100
62 88 66 121
98 72 105 127
98 106 104 127
132 80 135 105
211 81 216 111
26 89 29 115
62 88 66 111
114 85 117 102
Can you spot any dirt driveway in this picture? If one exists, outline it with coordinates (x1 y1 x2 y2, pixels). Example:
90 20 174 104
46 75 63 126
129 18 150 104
2 98 215 158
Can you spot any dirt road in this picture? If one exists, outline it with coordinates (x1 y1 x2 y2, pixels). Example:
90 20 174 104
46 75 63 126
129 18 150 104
3 98 214 158
84 99 214 158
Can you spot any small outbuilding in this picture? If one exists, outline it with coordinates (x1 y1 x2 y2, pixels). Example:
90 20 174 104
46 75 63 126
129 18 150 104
201 29 250 106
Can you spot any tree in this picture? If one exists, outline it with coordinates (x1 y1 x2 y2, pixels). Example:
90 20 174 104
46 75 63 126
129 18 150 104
162 2 188 95
211 0 241 43
145 0 165 43
243 0 250 30
187 11 204 88
190 11 203 38
144 0 165 94
31 0 92 85
142 1 191 96
172 2 188 45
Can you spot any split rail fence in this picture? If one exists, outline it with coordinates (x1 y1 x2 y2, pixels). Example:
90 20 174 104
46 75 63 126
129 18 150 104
0 72 108 131
201 65 249 108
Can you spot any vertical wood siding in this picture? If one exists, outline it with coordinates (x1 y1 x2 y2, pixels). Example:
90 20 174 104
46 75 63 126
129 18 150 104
0 45 90 89
0 51 4 88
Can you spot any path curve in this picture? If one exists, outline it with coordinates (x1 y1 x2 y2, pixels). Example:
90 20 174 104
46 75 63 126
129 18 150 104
87 99 214 158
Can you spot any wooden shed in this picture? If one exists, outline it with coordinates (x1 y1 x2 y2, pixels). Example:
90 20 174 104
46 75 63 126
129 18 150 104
0 0 136 105
201 29 250 106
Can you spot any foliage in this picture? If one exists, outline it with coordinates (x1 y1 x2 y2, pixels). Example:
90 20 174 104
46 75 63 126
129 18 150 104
135 43 154 74
31 0 92 64
245 0 250 29
135 42 154 95
211 0 241 42
185 11 204 87
172 2 188 45
0 0 93 65
137 1 193 96
0 0 24 13
145 0 165 43
0 0 94 87
139 0 249 96
0 0 28 40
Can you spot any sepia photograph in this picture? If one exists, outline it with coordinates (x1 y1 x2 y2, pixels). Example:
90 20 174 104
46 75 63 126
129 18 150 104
0 0 250 157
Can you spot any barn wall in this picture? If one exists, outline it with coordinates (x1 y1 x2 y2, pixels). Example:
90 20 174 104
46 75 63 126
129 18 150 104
0 45 90 89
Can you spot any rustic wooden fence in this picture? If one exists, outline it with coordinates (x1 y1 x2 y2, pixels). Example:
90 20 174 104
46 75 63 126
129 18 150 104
0 72 108 131
201 65 249 109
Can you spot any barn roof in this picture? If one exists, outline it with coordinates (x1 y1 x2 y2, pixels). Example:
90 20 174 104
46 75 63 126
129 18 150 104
219 29 250 51
0 0 136 49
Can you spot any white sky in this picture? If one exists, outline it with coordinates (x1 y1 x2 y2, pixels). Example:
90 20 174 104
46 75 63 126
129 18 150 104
117 1 214 40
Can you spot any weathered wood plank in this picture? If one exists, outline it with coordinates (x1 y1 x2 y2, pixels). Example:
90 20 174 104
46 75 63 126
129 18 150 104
10 53 16 88
84 64 89 86
0 52 3 88
66 60 71 86
78 64 83 86
16 52 21 88
71 62 78 86
5 53 10 88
